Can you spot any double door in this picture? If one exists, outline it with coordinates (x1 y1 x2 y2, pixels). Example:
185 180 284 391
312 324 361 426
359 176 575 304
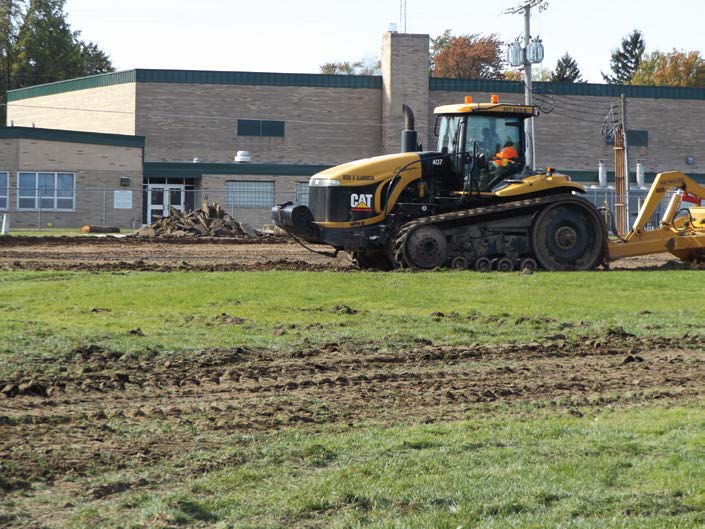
147 184 185 224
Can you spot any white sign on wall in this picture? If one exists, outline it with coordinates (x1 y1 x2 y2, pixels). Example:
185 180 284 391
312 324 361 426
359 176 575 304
114 190 133 210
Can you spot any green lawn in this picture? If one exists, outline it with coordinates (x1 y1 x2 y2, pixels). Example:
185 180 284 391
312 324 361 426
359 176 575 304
62 407 705 528
2 270 705 528
0 269 703 375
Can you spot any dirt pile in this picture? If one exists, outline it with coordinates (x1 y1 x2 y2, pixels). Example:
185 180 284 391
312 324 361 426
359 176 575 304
134 201 259 238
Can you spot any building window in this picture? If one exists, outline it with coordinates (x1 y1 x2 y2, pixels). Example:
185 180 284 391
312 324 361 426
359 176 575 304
225 181 275 208
17 172 75 211
0 172 7 210
296 182 309 206
237 119 285 137
605 129 649 147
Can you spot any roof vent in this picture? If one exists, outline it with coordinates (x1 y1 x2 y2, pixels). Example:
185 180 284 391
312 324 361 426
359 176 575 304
235 151 252 163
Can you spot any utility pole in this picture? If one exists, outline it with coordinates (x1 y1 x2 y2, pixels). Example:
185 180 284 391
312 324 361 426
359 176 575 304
506 1 546 172
621 94 630 230
523 5 534 171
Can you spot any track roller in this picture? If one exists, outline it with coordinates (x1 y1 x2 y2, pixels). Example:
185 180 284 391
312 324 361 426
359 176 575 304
451 256 469 270
496 257 515 272
519 257 538 273
475 257 492 272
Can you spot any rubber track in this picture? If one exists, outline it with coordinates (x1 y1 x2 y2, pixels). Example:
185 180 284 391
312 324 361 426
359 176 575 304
393 194 582 269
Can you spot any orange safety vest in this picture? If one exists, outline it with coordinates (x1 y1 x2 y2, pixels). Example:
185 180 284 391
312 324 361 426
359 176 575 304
494 146 518 166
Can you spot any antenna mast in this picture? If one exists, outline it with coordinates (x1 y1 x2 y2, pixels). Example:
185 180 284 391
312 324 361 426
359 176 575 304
400 0 408 32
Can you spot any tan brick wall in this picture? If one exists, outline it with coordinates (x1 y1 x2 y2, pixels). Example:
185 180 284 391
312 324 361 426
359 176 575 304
382 33 430 154
429 90 705 179
197 173 304 228
3 139 143 229
7 83 137 135
0 138 19 168
18 139 143 171
135 83 382 165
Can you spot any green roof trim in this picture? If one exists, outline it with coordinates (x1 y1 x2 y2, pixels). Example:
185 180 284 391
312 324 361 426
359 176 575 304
8 69 382 101
0 126 145 148
430 78 705 100
7 71 137 101
135 69 381 89
11 68 705 102
143 162 331 179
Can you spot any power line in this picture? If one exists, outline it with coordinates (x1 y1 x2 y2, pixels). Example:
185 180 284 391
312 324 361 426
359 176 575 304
533 94 621 115
2 102 409 129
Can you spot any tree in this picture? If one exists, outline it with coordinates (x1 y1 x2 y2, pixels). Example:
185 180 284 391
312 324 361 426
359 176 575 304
431 32 504 79
631 50 705 87
79 41 113 75
13 0 88 87
550 53 584 83
319 57 380 75
0 0 22 123
602 29 645 84
0 0 113 123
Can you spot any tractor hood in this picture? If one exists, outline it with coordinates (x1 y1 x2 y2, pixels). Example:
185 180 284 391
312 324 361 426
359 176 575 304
310 152 421 188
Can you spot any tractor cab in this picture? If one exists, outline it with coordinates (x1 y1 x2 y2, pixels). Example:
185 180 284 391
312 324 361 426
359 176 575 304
433 96 536 194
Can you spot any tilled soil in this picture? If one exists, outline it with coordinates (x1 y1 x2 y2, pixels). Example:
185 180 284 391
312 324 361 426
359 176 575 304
1 335 703 494
0 235 686 272
0 236 353 272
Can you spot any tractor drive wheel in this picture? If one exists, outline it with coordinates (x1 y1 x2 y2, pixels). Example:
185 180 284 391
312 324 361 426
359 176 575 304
351 251 394 271
530 200 605 271
403 226 449 269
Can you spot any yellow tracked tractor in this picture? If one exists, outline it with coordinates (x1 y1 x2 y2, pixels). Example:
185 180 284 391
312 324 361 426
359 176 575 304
273 95 705 270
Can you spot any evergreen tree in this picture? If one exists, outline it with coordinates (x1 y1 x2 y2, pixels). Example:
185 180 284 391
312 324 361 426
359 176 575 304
602 29 645 84
550 53 584 83
79 41 113 75
0 0 23 123
0 0 113 124
12 0 86 87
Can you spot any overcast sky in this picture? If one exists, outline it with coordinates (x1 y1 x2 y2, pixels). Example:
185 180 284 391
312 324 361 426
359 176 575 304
64 0 704 83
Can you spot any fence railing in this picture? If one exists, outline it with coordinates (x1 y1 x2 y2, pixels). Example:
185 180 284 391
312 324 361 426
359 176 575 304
583 187 680 232
1 187 302 231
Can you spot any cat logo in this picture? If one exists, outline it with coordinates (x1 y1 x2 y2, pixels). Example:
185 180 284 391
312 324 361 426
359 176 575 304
350 193 373 212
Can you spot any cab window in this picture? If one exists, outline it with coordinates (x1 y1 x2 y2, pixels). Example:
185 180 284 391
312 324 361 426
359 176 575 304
465 116 521 158
436 116 463 153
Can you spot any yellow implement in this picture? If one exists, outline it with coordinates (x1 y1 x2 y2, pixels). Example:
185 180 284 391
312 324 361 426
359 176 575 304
608 172 705 262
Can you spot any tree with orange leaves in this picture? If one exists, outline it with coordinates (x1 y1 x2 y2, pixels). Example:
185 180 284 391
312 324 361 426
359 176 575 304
431 30 504 80
632 50 705 87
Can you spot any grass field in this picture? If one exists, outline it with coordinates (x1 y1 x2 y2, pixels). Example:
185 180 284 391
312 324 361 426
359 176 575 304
1 270 704 528
0 269 703 373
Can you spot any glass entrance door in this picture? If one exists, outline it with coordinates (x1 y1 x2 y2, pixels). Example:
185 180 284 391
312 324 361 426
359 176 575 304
147 184 185 223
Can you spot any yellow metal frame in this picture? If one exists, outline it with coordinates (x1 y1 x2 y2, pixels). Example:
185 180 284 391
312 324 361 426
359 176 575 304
608 171 705 261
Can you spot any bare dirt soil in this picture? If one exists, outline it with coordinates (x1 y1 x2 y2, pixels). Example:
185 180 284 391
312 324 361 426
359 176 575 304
1 334 703 494
0 236 685 272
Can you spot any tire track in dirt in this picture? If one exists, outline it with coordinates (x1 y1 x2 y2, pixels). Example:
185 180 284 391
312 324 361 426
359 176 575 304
0 236 686 271
1 335 704 490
